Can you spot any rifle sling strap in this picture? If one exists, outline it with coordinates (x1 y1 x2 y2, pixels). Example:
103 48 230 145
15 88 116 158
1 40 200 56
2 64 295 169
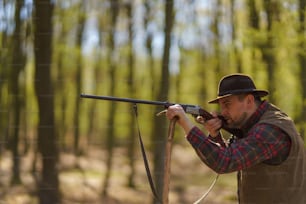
133 104 161 203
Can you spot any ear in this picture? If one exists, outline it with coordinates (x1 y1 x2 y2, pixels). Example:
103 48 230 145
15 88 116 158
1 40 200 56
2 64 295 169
246 94 254 105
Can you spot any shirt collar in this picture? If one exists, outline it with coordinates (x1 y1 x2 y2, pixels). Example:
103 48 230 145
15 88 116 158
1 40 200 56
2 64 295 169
241 100 269 134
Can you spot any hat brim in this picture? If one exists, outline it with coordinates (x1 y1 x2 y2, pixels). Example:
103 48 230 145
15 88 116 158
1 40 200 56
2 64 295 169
208 90 269 104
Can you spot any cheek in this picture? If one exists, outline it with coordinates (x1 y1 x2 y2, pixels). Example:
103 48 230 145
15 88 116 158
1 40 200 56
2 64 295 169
221 108 229 116
228 105 242 118
222 109 234 120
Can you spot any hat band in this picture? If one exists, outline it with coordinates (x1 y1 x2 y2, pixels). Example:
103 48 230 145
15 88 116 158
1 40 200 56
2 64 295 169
219 88 257 96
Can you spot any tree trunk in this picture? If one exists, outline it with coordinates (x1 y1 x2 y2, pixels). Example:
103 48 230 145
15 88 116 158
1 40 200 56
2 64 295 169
212 0 223 77
33 0 60 203
54 7 68 151
151 0 174 203
247 0 260 76
144 0 155 99
102 0 119 197
0 24 9 157
73 2 86 156
231 0 242 73
262 0 280 104
298 0 306 139
248 0 260 29
9 0 25 185
125 1 137 188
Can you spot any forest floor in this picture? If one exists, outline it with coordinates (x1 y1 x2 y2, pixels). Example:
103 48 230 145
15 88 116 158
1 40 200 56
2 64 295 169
0 144 237 204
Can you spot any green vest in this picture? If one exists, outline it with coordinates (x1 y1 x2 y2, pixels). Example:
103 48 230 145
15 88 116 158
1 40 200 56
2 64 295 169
239 104 306 204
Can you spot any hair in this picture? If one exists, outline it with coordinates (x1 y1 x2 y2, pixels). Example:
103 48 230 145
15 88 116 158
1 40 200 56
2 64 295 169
237 93 262 104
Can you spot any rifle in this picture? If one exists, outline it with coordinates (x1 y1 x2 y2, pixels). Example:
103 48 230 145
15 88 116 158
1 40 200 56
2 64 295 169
80 93 241 202
80 93 242 137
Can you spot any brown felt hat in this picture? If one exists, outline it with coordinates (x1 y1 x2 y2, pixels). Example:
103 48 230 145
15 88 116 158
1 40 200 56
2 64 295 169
208 74 269 104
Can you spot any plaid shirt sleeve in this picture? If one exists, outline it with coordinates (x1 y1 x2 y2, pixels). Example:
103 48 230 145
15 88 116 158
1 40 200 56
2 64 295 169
186 124 291 174
208 133 227 148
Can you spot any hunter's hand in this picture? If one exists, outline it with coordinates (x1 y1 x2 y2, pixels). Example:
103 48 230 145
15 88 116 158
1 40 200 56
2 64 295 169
196 112 222 137
166 104 194 134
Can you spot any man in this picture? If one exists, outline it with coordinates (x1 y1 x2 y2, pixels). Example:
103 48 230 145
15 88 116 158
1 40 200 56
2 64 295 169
166 74 306 203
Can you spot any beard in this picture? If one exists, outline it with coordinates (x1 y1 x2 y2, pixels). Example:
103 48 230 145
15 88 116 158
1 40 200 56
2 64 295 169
227 112 248 128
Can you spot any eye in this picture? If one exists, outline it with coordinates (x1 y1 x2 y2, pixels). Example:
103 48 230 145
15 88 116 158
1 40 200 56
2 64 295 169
224 102 231 108
220 101 231 110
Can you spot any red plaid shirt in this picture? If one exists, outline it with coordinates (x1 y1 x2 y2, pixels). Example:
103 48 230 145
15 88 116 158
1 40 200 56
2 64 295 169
186 101 291 173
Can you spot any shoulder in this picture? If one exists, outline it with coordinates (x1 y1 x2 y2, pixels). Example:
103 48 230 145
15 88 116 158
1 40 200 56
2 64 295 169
249 123 290 143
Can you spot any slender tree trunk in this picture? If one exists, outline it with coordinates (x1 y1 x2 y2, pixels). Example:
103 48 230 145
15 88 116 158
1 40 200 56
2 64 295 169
33 0 60 203
144 0 155 99
151 0 174 203
9 0 25 185
0 23 9 156
176 46 186 103
198 51 209 103
231 0 242 73
54 7 68 151
86 56 100 148
86 2 107 150
125 1 137 188
248 0 260 29
247 0 260 76
212 0 223 77
73 2 86 156
57 49 68 150
102 0 119 197
298 0 306 139
261 0 280 103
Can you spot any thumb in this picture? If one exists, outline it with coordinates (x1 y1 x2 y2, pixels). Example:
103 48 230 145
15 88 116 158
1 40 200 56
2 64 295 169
196 116 205 124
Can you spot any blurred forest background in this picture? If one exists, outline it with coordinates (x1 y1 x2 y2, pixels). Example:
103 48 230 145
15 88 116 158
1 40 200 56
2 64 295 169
0 0 305 203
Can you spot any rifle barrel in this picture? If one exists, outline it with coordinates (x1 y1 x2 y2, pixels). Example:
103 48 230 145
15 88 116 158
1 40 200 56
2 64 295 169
80 94 169 106
80 93 243 137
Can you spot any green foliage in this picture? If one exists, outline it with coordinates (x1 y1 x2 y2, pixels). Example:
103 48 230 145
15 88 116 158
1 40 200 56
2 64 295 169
1 0 306 201
1 0 304 146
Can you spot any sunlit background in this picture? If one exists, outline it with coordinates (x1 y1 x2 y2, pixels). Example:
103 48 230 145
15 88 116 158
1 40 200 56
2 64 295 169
0 0 305 203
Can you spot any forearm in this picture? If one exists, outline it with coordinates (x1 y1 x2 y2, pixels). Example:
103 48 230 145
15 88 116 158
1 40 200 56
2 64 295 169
186 125 291 174
186 127 242 174
166 104 195 134
177 114 195 134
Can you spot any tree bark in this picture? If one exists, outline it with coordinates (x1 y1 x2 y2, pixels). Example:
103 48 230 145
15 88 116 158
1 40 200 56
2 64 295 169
33 0 60 203
262 0 280 103
9 0 26 185
212 0 223 77
151 0 174 203
125 1 137 188
231 0 242 73
102 0 119 197
144 0 155 99
73 2 86 156
298 0 306 139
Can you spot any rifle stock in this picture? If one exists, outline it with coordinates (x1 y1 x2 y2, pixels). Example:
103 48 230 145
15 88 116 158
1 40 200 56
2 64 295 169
80 93 242 137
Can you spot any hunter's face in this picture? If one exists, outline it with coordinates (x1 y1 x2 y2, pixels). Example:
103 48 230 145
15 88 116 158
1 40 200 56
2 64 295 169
219 94 249 128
